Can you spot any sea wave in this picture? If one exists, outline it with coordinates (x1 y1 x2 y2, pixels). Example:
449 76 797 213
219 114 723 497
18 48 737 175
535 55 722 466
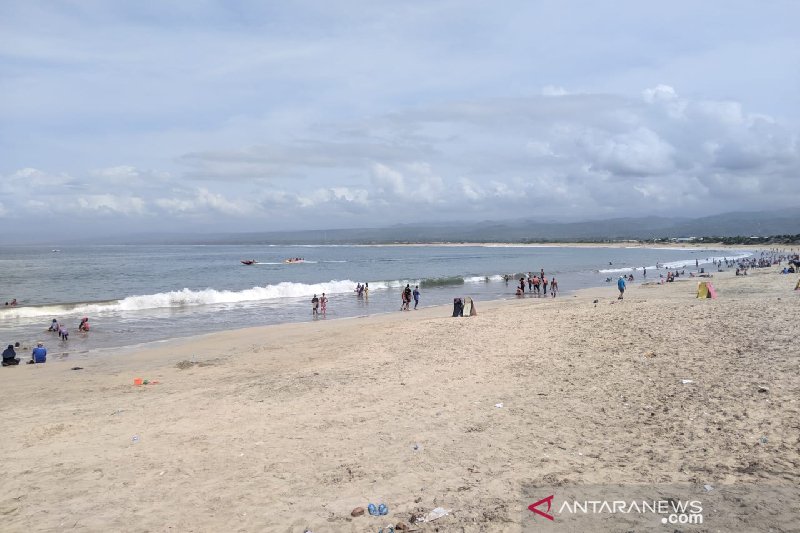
0 280 362 318
419 276 465 288
598 252 752 273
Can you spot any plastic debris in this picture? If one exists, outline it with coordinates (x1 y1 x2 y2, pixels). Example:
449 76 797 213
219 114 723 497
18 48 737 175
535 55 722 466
681 379 694 384
131 435 140 443
495 403 503 408
423 507 450 522
703 484 714 492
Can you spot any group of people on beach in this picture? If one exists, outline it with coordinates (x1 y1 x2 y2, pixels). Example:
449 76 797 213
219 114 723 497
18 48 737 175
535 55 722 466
311 294 327 317
4 316 92 366
508 270 558 298
400 284 420 310
47 317 90 341
2 341 48 366
354 282 369 298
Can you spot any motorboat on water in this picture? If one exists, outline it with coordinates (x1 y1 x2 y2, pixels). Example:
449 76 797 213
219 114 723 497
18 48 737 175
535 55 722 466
283 258 306 264
241 259 257 265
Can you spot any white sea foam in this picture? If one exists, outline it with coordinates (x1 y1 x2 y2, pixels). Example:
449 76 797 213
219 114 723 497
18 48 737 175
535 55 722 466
598 252 752 273
464 275 504 283
1 280 364 318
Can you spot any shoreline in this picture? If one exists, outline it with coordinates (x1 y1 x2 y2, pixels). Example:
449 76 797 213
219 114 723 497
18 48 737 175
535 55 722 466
12 272 695 363
8 266 748 363
4 267 741 370
2 244 761 359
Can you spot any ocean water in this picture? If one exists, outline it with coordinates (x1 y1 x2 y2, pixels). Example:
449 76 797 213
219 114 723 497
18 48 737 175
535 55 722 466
0 244 750 359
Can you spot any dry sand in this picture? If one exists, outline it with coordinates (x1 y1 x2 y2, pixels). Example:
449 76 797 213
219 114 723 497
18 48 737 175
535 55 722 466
1 268 798 532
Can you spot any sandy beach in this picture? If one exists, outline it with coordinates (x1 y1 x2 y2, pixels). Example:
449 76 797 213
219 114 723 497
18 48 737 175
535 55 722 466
2 267 798 532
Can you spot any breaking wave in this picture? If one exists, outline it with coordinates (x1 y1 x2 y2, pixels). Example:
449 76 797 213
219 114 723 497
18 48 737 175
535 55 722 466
598 252 752 273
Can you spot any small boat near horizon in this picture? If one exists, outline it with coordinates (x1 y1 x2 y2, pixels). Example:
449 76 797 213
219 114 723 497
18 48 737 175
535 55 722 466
240 259 257 265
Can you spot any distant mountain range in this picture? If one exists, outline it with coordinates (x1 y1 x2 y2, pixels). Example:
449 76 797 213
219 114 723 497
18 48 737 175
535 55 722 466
107 209 800 245
4 209 797 245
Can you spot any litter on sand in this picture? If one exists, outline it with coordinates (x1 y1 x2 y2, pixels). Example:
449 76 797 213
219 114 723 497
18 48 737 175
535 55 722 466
681 379 694 384
495 403 503 408
423 507 450 522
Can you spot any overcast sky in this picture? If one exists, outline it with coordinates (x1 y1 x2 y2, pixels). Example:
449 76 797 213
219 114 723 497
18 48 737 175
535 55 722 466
1 1 799 238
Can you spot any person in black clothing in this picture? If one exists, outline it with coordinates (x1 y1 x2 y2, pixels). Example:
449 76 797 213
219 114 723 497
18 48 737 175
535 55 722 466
2 344 20 366
403 284 412 311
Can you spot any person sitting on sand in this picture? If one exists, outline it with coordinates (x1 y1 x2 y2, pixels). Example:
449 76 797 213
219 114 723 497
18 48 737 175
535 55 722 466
2 344 20 366
30 342 47 364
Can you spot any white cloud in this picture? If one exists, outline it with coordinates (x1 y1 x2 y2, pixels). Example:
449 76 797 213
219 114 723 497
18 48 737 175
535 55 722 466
642 84 677 103
76 194 148 216
90 166 172 186
370 163 406 196
154 188 250 216
297 187 370 209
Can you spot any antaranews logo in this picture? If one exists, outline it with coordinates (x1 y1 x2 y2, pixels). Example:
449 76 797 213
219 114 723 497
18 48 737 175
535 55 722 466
522 483 799 531
528 495 555 521
523 487 705 530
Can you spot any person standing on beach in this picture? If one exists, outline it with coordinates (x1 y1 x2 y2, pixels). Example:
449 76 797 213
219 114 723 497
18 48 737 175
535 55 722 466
363 282 369 299
403 284 412 311
550 278 558 298
533 275 540 295
617 276 626 300
320 293 327 316
541 275 548 296
58 324 68 341
519 277 525 294
413 286 420 309
311 294 319 317
527 273 533 292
